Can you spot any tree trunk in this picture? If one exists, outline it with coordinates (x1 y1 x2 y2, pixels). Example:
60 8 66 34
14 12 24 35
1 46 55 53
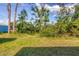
13 3 18 32
7 3 11 33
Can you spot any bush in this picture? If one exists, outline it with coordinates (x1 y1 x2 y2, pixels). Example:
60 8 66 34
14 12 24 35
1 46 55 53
40 31 57 37
40 25 58 37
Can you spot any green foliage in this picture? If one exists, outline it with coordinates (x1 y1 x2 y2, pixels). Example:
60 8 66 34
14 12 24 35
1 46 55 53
55 20 68 34
17 22 35 34
72 4 79 20
16 9 27 33
16 9 36 34
15 4 79 37
40 24 58 37
70 19 79 36
10 22 13 30
32 6 49 32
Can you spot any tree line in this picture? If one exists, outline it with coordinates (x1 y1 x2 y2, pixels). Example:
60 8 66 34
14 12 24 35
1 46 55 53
7 3 79 37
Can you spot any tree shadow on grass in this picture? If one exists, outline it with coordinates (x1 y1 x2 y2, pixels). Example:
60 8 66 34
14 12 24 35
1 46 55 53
0 38 16 44
15 47 79 56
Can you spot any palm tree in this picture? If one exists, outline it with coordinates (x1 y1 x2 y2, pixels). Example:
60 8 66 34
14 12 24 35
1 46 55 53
32 5 49 32
13 3 18 32
7 3 11 33
72 4 79 20
42 6 49 28
56 4 72 34
17 9 27 33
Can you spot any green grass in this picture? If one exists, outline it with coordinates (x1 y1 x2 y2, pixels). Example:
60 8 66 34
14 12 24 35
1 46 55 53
0 33 79 56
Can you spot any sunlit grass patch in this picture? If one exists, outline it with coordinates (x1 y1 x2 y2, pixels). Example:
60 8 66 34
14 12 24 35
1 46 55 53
0 33 79 55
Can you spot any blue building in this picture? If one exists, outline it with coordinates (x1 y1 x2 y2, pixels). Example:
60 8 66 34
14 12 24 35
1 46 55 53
0 25 8 32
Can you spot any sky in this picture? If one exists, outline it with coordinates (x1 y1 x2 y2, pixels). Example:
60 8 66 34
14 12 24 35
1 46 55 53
0 3 76 25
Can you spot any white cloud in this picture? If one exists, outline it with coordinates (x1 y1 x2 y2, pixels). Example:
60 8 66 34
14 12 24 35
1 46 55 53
45 4 60 12
65 4 75 14
35 3 41 9
35 3 76 14
65 4 77 8
0 20 8 25
67 5 74 8
35 4 60 12
35 3 40 7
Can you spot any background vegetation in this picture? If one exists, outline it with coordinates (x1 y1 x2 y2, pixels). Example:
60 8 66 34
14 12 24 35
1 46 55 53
8 3 79 37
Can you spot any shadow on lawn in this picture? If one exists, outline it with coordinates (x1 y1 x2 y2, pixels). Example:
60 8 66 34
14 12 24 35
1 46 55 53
0 38 16 43
15 47 79 56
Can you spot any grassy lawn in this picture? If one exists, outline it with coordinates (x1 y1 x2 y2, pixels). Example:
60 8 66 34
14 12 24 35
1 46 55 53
0 33 79 56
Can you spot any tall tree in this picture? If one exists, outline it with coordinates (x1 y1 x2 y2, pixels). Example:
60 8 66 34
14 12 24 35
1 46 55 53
7 3 11 33
32 5 49 32
13 3 18 32
42 6 49 28
17 9 27 33
72 4 79 20
56 5 72 34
